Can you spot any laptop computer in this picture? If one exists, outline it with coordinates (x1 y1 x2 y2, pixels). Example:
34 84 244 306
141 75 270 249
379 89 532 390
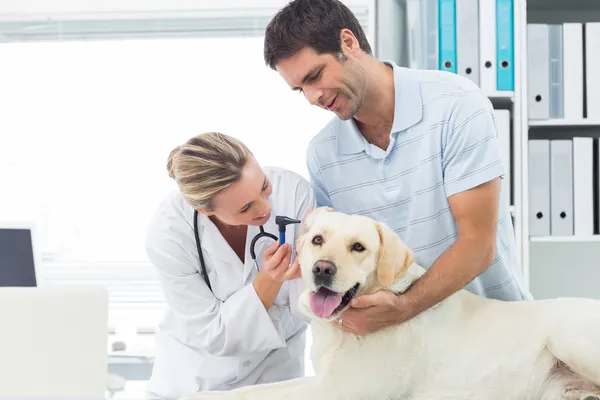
0 222 40 286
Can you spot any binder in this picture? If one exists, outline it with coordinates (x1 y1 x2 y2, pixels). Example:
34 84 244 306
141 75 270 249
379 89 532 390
528 139 551 236
494 109 511 211
598 139 600 235
562 23 584 120
548 24 564 119
527 24 550 120
479 0 497 93
438 0 457 73
426 0 440 70
406 0 439 71
550 140 574 236
573 137 594 236
585 23 600 118
456 0 479 85
495 0 514 91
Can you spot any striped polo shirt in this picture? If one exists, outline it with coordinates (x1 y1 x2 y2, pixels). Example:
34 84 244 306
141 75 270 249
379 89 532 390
306 62 531 301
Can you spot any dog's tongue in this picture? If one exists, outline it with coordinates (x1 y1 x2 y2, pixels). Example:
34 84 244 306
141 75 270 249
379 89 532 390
310 287 343 318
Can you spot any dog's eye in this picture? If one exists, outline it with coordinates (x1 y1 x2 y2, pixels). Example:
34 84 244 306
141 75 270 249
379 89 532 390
312 235 323 245
351 242 365 252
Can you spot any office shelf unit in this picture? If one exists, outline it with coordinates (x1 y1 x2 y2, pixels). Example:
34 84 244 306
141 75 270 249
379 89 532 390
406 0 600 300
522 0 600 301
406 0 525 275
529 120 600 127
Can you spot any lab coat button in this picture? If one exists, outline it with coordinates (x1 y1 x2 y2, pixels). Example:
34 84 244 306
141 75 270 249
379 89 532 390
242 360 251 367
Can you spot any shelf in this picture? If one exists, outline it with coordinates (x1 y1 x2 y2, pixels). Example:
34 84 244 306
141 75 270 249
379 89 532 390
485 91 513 100
529 119 600 127
530 235 600 243
527 0 600 23
527 0 600 10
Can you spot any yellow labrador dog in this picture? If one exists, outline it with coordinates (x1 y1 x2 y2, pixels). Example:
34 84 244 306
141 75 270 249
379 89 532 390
183 208 600 400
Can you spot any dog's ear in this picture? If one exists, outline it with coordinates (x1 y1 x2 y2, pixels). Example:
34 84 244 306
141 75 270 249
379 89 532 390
375 221 414 288
295 206 334 251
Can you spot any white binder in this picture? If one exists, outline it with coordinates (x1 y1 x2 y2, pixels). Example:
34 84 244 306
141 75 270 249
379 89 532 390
550 140 574 236
527 24 550 120
548 24 564 119
573 137 594 236
563 23 584 121
456 0 479 86
585 23 600 118
494 109 511 211
598 139 600 235
528 139 551 236
479 0 496 93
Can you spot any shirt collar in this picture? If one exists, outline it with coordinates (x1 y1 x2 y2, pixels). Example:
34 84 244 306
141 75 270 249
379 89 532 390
336 61 423 155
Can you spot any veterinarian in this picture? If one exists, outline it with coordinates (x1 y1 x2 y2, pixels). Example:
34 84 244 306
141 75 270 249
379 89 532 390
144 131 316 400
263 0 532 336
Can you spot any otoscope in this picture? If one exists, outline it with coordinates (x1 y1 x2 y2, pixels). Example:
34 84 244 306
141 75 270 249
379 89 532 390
275 215 302 244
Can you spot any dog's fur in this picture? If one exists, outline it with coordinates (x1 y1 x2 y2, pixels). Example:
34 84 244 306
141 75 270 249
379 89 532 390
182 208 600 400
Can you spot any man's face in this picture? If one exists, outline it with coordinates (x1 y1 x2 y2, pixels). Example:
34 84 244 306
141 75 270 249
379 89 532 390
275 46 366 121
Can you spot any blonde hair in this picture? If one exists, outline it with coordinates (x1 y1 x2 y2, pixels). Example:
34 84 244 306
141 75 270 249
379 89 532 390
167 132 252 211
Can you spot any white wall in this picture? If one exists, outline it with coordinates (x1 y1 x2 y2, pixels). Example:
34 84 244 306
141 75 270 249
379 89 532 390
0 0 372 17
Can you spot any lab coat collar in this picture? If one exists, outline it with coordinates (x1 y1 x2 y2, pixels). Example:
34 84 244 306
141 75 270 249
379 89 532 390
194 213 242 269
193 211 277 284
242 224 261 281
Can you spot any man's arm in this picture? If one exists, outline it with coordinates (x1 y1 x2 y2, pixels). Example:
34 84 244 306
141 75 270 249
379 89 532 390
399 176 500 319
338 178 501 334
336 90 506 335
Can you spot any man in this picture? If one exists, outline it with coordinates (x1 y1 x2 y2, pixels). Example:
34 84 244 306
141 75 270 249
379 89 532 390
263 0 532 336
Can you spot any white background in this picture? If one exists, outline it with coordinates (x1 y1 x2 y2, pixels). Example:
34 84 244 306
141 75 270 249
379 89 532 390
0 1 381 396
0 36 332 264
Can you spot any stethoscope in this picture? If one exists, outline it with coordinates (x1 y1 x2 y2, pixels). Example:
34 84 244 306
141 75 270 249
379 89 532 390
193 210 300 293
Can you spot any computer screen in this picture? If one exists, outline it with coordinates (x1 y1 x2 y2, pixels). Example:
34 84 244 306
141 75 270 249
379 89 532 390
0 227 37 286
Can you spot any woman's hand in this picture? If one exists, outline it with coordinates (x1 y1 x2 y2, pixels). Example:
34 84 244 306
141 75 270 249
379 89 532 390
260 240 298 282
253 240 297 309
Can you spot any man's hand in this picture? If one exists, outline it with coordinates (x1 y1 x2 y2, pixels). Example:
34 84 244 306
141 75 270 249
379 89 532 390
331 290 415 335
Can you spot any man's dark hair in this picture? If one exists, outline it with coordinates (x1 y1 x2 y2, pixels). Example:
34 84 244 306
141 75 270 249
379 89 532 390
263 0 372 70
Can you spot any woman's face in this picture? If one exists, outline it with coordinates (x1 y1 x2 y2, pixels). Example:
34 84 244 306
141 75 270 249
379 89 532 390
203 156 273 227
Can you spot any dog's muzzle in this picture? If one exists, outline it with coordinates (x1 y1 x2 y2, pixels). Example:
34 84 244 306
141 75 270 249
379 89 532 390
312 260 337 287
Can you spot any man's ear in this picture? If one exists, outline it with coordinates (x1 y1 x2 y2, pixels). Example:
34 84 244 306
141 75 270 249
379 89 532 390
375 222 414 288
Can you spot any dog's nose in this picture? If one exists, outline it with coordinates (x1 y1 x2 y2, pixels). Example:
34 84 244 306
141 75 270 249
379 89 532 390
313 260 337 287
313 260 337 276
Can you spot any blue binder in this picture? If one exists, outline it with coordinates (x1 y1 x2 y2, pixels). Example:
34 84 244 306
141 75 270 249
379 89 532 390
496 0 514 90
438 0 456 73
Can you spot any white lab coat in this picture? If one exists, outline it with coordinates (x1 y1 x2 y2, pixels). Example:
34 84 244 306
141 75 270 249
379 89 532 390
144 166 316 400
